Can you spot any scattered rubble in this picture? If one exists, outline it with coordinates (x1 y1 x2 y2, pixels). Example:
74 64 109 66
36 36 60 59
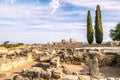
0 40 120 80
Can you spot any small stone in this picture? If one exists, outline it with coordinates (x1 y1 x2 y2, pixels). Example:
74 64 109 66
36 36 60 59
52 69 62 79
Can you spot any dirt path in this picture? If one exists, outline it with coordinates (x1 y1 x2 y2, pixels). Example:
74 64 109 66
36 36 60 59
62 63 89 74
3 61 38 80
2 61 120 80
100 66 120 77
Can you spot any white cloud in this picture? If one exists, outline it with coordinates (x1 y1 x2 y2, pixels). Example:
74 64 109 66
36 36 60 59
0 0 119 43
28 22 86 31
50 0 60 14
5 0 16 4
0 5 29 19
62 0 120 11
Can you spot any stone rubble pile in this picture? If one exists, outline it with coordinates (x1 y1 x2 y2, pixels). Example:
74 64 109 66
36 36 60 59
0 41 119 80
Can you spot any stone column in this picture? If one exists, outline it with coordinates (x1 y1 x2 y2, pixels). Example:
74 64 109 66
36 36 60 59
89 51 99 77
28 53 33 61
83 48 87 53
116 53 120 67
2 55 6 63
56 57 60 68
84 49 89 64
50 57 60 68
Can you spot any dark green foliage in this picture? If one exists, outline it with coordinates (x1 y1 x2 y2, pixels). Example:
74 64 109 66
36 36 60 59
110 22 120 41
95 5 103 44
0 41 24 48
3 41 10 44
87 10 94 44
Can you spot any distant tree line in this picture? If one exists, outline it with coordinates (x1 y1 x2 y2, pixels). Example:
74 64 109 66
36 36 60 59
0 41 24 48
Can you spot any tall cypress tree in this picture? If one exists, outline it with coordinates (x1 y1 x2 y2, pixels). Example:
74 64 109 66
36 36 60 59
87 10 93 44
95 5 103 44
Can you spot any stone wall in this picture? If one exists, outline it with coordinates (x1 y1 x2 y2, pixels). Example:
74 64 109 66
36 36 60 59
0 45 120 79
31 47 120 67
0 53 33 72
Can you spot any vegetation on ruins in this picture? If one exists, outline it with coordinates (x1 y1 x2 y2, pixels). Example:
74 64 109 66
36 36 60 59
87 10 94 44
110 22 120 41
94 5 103 44
0 41 24 48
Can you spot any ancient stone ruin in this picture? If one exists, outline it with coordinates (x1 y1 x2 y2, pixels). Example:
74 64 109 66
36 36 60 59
0 40 120 80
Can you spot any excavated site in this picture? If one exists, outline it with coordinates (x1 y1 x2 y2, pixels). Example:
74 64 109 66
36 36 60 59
0 40 120 80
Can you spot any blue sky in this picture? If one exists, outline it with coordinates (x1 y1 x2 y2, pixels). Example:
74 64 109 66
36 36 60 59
0 0 120 43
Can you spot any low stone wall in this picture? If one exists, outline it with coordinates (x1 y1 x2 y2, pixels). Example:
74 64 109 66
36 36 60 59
0 53 33 72
31 47 120 67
